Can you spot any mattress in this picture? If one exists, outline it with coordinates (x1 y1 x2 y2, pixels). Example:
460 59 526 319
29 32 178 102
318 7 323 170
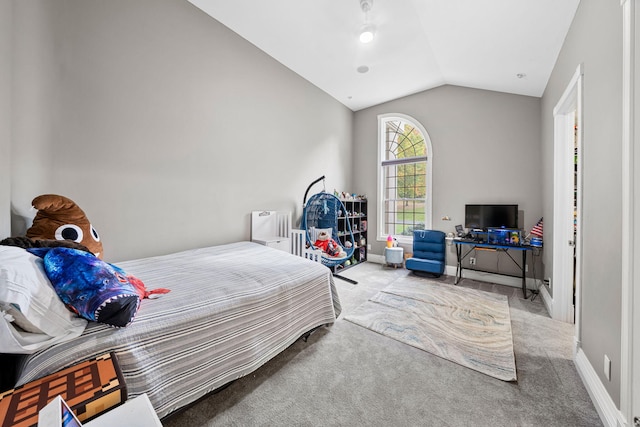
14 242 341 419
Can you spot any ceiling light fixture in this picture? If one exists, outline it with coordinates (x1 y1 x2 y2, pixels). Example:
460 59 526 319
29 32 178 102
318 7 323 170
359 0 375 44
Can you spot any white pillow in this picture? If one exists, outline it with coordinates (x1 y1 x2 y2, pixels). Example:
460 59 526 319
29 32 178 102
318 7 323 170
0 312 85 354
0 246 87 348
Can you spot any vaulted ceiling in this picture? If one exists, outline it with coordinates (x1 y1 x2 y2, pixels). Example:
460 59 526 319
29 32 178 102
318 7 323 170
189 0 580 111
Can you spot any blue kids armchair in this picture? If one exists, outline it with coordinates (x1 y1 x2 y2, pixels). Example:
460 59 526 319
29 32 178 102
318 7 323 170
405 230 446 277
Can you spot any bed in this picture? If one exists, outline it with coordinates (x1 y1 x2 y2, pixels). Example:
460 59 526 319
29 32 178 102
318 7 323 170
10 241 341 419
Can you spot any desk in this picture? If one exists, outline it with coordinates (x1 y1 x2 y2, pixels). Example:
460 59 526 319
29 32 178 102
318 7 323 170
453 239 534 299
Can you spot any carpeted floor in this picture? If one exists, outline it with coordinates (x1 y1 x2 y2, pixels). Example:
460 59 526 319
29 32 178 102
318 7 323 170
162 263 603 427
345 278 517 381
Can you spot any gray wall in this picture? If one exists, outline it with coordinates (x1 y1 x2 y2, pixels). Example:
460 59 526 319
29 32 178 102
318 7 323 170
353 85 542 277
11 0 58 235
0 0 11 238
8 0 353 262
541 0 623 405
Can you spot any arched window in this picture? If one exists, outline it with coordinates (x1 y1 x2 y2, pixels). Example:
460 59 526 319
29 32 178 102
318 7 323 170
378 114 433 242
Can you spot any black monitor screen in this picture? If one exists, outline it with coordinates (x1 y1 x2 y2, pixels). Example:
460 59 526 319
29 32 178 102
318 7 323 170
465 204 518 230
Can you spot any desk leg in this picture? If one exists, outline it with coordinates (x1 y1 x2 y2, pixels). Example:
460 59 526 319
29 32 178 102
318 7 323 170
522 250 527 299
455 244 462 285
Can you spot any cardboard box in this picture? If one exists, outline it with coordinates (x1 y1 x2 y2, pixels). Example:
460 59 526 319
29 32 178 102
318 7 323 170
0 353 127 427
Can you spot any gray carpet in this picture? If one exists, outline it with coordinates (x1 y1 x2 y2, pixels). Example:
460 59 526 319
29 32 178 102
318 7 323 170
345 278 517 381
162 263 603 427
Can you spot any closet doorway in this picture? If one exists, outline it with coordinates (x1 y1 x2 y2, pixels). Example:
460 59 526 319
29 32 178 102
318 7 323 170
552 64 583 330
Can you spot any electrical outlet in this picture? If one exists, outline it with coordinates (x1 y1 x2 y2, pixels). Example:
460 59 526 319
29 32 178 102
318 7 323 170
604 355 611 381
525 264 528 272
367 244 371 250
469 257 476 265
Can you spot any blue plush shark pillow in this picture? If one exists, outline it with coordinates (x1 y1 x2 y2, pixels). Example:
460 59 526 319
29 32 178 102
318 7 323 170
27 247 142 328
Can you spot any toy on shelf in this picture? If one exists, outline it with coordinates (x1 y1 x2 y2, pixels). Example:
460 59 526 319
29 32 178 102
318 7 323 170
333 190 367 201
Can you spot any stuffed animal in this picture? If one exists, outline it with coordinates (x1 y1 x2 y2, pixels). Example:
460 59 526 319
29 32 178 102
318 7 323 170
313 231 346 258
25 194 104 259
28 247 170 327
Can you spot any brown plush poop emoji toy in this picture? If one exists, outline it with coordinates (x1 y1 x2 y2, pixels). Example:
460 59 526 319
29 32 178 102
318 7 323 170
25 194 104 259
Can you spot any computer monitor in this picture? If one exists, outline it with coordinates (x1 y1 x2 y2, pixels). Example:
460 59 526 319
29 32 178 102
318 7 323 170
464 204 518 230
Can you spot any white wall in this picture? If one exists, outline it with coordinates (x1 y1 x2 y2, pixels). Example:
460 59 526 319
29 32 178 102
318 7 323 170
353 85 542 277
541 0 623 406
10 0 353 262
0 0 11 238
11 1 57 235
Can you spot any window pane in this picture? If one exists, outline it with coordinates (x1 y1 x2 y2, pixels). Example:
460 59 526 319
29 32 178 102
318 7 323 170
383 199 426 236
384 163 426 200
383 161 426 236
385 121 427 162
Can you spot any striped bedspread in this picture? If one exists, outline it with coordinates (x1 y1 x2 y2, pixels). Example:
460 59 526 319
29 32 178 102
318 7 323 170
15 242 341 419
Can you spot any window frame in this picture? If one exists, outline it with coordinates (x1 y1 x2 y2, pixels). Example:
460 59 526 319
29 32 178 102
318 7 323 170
377 113 433 245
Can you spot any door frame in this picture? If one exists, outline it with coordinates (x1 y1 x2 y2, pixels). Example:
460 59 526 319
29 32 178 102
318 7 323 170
551 64 584 332
621 0 637 424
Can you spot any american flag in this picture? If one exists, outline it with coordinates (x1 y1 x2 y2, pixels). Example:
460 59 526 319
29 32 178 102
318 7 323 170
530 218 543 238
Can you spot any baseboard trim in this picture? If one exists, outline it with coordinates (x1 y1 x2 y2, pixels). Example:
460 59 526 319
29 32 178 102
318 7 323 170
368 254 385 264
574 348 625 427
443 265 538 290
539 284 553 317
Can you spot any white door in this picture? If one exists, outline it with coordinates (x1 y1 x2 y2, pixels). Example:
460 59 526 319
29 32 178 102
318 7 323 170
552 65 583 328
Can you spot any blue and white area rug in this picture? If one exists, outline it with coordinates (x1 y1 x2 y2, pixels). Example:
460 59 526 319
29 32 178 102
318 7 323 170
345 278 517 381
